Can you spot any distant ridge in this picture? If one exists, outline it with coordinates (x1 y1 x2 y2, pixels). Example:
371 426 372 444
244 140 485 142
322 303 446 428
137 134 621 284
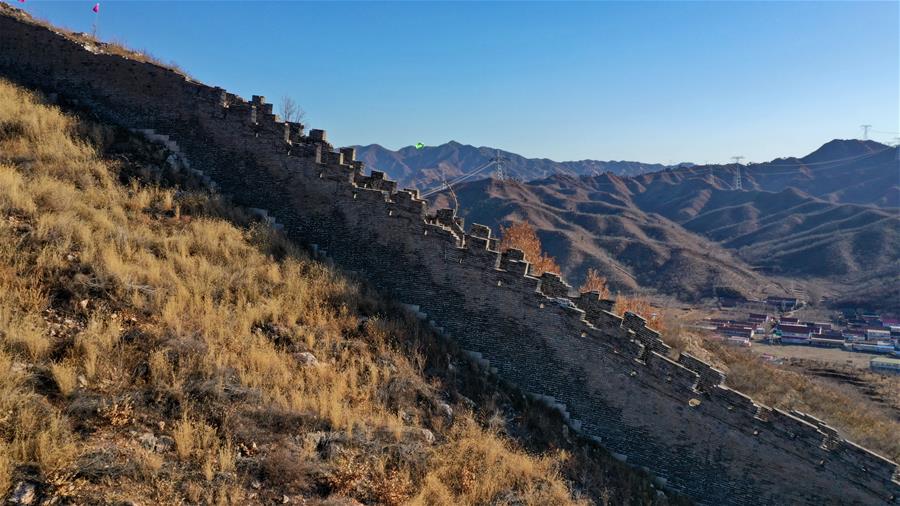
637 139 899 208
353 141 690 189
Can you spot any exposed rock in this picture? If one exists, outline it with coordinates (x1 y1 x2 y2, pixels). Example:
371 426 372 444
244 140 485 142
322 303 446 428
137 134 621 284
456 395 477 412
405 428 434 445
137 432 157 450
155 435 174 452
294 352 318 366
8 481 36 505
435 402 453 420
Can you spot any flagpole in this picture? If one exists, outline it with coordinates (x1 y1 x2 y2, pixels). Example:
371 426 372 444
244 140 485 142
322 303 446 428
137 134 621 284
91 3 100 40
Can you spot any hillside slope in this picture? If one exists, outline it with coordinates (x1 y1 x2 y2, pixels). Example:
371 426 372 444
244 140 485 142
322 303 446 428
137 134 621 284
0 80 675 505
627 182 900 279
434 177 771 300
434 149 900 308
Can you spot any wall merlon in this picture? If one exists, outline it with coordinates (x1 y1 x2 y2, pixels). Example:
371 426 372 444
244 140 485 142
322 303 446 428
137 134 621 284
322 150 344 166
538 272 571 298
766 408 828 444
711 385 759 417
354 170 398 193
423 223 461 246
574 291 615 312
644 351 700 392
389 190 426 217
837 440 900 483
621 312 670 355
676 352 726 390
469 223 492 239
339 146 357 162
309 128 327 142
286 121 305 140
464 235 493 253
499 249 530 276
431 208 465 240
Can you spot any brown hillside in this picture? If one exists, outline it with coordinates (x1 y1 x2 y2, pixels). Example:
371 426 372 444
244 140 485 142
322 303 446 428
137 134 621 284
436 160 900 309
0 79 678 505
434 177 771 301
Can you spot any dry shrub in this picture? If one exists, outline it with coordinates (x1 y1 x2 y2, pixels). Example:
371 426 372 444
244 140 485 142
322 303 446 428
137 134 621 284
579 268 611 298
173 417 195 461
51 362 77 397
136 447 163 479
411 420 583 506
614 295 667 335
499 222 560 276
262 446 316 492
0 444 10 497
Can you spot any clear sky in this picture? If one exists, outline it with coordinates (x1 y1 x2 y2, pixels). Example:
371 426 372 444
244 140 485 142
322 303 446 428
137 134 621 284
14 1 900 164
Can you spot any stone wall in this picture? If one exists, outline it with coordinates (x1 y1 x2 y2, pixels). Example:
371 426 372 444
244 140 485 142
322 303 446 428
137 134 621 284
1 7 898 504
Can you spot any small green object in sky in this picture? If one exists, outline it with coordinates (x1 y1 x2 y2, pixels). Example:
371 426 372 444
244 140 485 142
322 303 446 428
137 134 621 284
415 142 425 150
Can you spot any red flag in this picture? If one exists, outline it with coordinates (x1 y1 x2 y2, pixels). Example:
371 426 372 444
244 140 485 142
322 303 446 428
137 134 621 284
92 3 99 13
18 0 26 3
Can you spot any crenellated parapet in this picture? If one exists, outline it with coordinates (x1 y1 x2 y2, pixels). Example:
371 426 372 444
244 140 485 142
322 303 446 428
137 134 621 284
2 8 897 502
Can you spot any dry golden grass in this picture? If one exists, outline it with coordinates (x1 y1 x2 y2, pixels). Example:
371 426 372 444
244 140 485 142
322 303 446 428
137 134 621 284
0 78 599 504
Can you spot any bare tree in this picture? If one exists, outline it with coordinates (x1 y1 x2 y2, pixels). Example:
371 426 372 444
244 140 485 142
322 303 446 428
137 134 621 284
279 96 305 122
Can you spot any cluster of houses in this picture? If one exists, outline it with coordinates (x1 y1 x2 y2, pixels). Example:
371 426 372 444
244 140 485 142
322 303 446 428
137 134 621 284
697 313 772 347
698 311 900 360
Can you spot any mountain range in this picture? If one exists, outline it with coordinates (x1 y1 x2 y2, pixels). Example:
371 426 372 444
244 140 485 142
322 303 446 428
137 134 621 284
413 140 899 309
353 141 691 190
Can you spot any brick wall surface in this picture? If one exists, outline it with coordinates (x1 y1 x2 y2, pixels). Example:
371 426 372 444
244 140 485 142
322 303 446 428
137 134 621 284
2 9 898 504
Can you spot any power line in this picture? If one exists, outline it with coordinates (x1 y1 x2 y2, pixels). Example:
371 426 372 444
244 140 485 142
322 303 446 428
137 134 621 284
741 148 893 176
745 145 894 168
418 144 895 197
419 160 496 198
668 146 895 185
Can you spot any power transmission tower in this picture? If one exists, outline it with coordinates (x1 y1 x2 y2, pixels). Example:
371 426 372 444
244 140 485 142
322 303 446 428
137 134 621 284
492 150 509 181
731 156 744 190
860 124 872 140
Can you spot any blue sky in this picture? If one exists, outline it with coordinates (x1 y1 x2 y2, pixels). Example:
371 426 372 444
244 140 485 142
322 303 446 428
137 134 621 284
15 1 900 164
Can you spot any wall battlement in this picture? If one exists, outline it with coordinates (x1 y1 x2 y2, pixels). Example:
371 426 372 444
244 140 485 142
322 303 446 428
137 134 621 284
1 7 897 503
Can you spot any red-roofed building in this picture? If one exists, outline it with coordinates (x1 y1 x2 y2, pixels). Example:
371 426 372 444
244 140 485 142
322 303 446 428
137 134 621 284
778 324 811 344
748 313 770 323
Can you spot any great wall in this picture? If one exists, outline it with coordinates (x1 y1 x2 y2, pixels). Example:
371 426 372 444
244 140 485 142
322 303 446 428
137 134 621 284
1 7 898 504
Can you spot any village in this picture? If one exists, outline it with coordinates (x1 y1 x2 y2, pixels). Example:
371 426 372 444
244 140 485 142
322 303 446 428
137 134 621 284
696 295 900 375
